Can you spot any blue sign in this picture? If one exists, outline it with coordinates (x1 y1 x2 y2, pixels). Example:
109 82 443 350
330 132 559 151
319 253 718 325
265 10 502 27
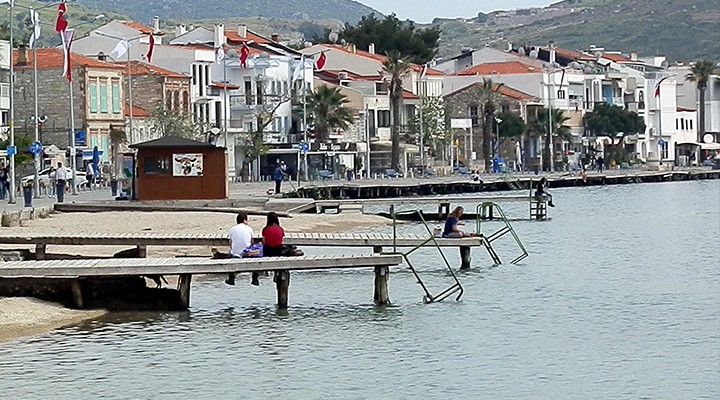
74 130 87 146
29 141 43 155
300 142 310 154
6 146 16 156
658 139 666 147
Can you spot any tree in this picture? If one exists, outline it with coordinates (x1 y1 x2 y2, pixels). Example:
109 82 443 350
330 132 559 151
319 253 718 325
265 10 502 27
584 103 645 165
382 51 411 170
412 96 451 160
147 106 203 139
686 60 718 142
478 79 501 172
497 112 526 140
332 14 440 64
306 85 355 142
529 108 572 171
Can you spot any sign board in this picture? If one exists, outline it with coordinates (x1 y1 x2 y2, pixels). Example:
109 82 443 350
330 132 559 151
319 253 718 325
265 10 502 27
658 139 666 147
300 142 310 154
450 118 472 129
74 131 86 146
6 146 16 156
172 153 204 177
29 141 43 155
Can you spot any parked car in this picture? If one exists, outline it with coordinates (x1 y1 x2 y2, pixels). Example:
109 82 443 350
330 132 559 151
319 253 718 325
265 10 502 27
21 168 88 189
701 158 717 167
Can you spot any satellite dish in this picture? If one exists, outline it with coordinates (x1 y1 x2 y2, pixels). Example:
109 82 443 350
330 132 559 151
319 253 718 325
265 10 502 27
210 127 221 134
340 39 347 46
703 133 715 144
661 60 669 69
529 50 538 59
304 41 312 48
584 66 593 74
551 62 560 68
518 47 526 56
328 31 339 43
226 48 238 58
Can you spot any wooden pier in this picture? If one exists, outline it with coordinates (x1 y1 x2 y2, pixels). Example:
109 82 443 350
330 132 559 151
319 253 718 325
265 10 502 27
0 254 403 309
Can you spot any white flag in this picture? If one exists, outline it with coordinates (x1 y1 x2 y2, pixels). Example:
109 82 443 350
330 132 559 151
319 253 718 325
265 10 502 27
291 56 303 82
60 28 74 81
215 46 225 65
110 39 130 60
29 10 41 49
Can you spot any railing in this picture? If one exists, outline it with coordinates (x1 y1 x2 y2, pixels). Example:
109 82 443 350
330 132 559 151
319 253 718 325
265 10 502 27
475 202 529 265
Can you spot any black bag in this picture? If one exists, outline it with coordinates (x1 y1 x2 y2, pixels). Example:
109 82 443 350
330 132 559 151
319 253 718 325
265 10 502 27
280 244 304 257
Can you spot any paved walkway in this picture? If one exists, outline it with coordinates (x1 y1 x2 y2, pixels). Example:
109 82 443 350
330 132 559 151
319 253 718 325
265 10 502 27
0 188 113 213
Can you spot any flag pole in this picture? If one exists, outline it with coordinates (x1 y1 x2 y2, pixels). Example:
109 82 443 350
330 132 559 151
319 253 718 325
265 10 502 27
302 53 308 181
8 2 16 203
32 8 41 198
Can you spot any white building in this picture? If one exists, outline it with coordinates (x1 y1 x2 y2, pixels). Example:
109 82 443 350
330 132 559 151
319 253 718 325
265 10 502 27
0 40 10 139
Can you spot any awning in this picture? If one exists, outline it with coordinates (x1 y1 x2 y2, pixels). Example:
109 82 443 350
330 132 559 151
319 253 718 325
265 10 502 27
677 142 701 147
701 143 720 150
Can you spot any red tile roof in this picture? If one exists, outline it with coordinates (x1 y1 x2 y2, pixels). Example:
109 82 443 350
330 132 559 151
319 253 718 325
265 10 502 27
211 81 240 89
456 61 540 76
114 61 189 78
402 89 419 100
13 48 125 70
125 103 149 118
321 44 444 76
225 30 271 45
602 53 632 63
120 21 156 35
445 81 538 101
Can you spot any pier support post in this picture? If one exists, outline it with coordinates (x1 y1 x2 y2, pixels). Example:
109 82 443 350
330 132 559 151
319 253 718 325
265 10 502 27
70 279 84 309
275 270 290 309
178 274 192 309
460 246 472 270
35 244 46 260
374 266 390 305
136 245 147 258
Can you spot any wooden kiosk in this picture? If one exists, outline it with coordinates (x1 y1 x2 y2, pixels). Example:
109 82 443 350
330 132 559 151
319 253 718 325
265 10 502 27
130 137 228 201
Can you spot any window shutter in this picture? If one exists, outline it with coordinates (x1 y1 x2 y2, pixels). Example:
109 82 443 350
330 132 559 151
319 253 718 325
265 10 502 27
89 83 98 113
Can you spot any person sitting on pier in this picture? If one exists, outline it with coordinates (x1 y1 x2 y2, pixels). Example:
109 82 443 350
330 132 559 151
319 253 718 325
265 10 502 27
213 211 257 286
262 212 285 258
535 177 556 207
443 206 471 238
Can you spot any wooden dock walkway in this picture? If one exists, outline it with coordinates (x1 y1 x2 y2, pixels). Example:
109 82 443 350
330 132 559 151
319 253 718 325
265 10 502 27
0 254 403 309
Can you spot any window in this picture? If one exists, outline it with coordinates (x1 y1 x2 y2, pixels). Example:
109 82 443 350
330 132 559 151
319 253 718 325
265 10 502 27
112 82 121 113
375 82 388 95
89 82 98 113
183 91 190 112
100 83 108 113
192 65 197 85
689 119 693 130
377 110 391 127
144 156 170 174
661 142 669 159
638 91 645 109
676 119 679 130
174 91 181 112
166 90 173 110
557 89 566 99
681 119 685 130
469 106 479 127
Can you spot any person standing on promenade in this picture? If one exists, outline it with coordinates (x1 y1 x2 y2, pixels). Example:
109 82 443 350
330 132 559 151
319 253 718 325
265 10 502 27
0 162 8 200
85 163 95 191
273 162 287 195
55 162 68 203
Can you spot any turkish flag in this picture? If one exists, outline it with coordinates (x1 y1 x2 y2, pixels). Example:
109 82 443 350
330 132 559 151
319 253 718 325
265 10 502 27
315 52 327 71
240 44 250 68
147 34 155 62
55 2 68 33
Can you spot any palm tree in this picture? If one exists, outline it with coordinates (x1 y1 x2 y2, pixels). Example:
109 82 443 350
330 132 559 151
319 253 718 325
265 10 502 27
306 85 355 142
530 107 571 171
686 60 718 142
477 79 501 172
382 51 410 170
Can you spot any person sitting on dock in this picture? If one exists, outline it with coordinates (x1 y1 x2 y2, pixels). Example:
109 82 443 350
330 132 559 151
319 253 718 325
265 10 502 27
212 211 256 286
262 212 285 258
535 177 556 207
443 206 471 238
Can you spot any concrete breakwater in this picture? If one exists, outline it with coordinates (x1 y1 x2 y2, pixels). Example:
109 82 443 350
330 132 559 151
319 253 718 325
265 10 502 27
291 169 720 200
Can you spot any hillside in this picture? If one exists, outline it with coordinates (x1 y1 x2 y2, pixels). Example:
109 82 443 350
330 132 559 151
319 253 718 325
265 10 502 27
74 0 379 24
432 0 719 63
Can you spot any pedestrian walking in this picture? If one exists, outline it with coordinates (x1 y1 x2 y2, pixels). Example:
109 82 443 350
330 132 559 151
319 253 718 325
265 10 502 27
0 162 8 200
55 162 68 203
86 163 95 191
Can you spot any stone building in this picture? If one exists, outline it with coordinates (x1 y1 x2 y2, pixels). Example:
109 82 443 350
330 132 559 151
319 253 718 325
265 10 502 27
13 48 125 163
112 61 192 143
444 81 540 170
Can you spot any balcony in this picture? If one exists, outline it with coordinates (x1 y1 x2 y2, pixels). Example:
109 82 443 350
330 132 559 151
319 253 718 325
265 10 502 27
229 94 263 110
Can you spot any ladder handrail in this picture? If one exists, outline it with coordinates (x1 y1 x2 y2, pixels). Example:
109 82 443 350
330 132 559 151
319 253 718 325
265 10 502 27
475 202 529 265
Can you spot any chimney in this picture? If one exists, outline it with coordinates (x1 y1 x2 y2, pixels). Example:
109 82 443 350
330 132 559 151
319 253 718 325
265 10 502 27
152 16 160 32
507 41 513 51
188 24 195 31
176 24 186 37
238 25 247 39
548 40 556 64
271 34 280 42
349 43 356 53
97 51 107 61
368 43 375 54
629 51 638 61
17 45 28 66
214 24 225 49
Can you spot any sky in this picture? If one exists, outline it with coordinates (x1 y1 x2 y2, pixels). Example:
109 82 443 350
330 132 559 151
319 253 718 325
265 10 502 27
357 0 555 23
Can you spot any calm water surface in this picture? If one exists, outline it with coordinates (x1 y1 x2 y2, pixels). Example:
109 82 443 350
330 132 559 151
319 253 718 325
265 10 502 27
1 181 719 399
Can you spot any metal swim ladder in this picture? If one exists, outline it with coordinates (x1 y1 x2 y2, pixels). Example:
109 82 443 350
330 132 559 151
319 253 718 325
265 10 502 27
476 202 529 265
390 206 464 303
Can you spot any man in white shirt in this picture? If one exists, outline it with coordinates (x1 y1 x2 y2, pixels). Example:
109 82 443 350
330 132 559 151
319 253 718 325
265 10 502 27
55 162 68 203
213 212 259 286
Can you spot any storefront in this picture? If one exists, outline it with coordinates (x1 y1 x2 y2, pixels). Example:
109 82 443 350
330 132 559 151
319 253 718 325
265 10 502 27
259 143 358 181
130 136 227 201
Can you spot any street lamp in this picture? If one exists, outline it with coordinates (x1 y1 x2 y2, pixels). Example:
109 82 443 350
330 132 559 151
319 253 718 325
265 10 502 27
494 116 503 159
